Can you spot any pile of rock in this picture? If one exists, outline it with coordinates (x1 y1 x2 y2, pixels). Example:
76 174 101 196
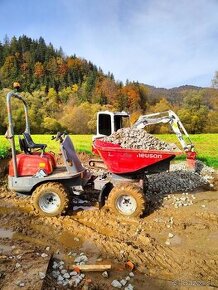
51 257 136 289
147 170 208 196
164 192 196 208
147 160 214 198
103 128 178 151
51 260 85 287
74 253 88 265
111 272 135 289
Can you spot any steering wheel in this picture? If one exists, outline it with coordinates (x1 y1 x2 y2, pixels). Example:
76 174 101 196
51 132 67 143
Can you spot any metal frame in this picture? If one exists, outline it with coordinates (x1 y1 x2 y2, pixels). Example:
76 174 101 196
6 90 90 194
8 172 83 192
6 90 30 178
94 111 129 140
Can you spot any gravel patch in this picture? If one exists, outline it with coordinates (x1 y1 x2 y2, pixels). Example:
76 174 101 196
147 161 214 197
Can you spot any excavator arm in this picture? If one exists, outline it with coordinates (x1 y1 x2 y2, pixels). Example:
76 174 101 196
133 110 196 166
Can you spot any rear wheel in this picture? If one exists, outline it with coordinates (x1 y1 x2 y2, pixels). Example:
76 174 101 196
107 183 146 218
31 182 69 217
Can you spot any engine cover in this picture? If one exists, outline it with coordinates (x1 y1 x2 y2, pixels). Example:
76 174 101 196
9 153 55 177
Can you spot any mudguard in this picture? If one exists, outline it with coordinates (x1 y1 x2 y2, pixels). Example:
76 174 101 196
98 182 113 209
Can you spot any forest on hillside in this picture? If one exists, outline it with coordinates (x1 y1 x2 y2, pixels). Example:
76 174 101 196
0 35 217 134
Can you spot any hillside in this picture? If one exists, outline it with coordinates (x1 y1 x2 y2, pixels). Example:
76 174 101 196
0 35 101 92
0 35 217 134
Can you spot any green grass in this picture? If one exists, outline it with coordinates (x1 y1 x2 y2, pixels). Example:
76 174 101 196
0 135 93 158
155 134 218 168
0 134 217 168
0 137 10 158
32 135 92 154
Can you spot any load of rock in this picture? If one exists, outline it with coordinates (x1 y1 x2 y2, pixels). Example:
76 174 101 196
103 128 178 151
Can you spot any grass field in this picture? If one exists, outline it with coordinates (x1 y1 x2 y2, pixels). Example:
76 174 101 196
0 135 92 157
156 134 218 168
0 134 217 168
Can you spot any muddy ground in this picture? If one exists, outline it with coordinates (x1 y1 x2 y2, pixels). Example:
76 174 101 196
0 159 217 290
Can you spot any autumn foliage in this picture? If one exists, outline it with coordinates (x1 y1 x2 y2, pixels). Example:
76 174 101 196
0 35 217 134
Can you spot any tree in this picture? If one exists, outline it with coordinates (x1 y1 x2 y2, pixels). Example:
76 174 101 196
121 83 143 112
148 98 173 113
204 111 218 133
60 102 102 134
0 55 19 87
177 91 209 133
10 36 19 55
34 62 44 78
147 98 173 133
81 71 97 102
45 88 59 113
35 36 46 62
138 84 149 112
43 117 61 133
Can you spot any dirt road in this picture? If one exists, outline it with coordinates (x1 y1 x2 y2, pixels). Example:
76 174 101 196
0 162 217 289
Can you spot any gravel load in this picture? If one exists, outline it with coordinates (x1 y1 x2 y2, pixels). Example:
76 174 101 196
103 128 178 151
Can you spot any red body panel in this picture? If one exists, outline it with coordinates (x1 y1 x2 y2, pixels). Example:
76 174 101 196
33 152 56 169
9 153 55 177
94 139 182 174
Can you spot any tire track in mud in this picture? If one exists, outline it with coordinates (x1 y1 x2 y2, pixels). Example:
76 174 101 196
69 209 183 273
0 190 218 284
194 259 218 286
43 212 182 277
0 191 182 277
69 211 218 284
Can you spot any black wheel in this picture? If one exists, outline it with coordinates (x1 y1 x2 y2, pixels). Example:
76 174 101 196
107 182 146 218
31 182 69 217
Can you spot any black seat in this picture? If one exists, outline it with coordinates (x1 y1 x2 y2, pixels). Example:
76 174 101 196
23 132 47 152
18 135 30 154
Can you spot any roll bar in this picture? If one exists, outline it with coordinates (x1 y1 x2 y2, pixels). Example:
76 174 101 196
6 90 30 177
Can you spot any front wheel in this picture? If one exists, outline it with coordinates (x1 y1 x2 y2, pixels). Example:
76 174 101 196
31 182 69 217
107 183 146 218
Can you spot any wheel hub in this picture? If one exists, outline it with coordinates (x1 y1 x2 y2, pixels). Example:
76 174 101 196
39 192 61 213
116 195 137 215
